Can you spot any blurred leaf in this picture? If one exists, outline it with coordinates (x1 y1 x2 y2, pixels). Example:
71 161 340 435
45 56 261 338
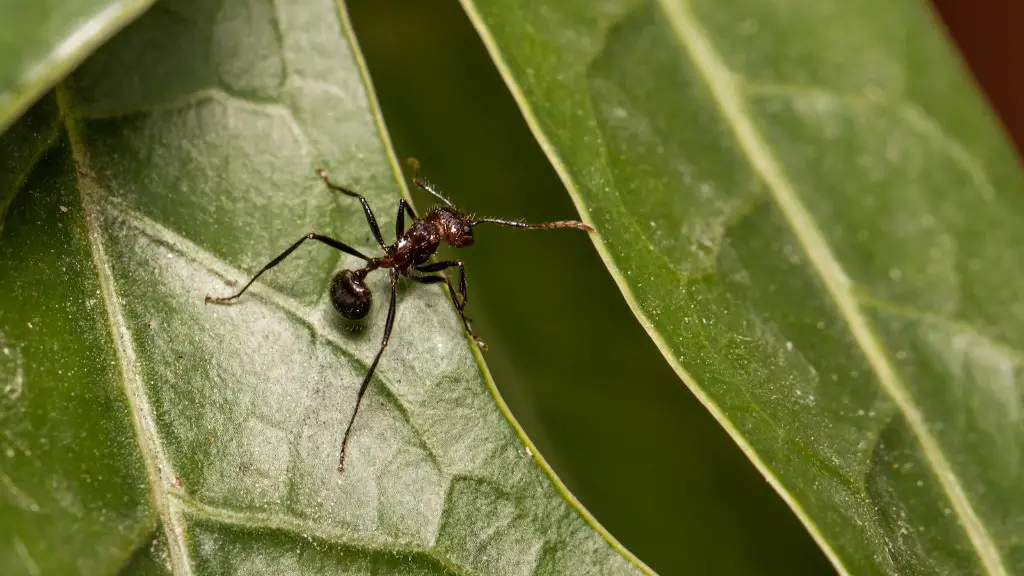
0 0 651 574
0 0 156 133
0 0 154 228
460 0 1024 574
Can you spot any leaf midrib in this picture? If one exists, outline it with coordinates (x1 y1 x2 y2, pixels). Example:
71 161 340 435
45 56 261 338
657 1 1006 574
57 85 194 575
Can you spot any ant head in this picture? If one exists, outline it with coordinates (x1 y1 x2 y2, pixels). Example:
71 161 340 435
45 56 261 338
330 269 371 320
439 208 474 248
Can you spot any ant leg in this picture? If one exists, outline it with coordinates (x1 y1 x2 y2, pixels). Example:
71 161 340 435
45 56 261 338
338 271 399 472
416 260 468 309
395 199 416 238
412 263 486 351
206 233 370 303
411 275 446 285
316 168 387 250
411 275 485 350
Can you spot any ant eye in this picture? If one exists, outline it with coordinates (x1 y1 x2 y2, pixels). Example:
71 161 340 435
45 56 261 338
464 225 472 235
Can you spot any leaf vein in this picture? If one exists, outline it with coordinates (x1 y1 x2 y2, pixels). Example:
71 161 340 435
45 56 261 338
173 494 471 576
853 287 1024 367
742 80 997 201
57 85 194 575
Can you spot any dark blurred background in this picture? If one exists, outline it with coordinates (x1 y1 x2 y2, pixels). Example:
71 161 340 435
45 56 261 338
346 1 1020 574
931 0 1024 157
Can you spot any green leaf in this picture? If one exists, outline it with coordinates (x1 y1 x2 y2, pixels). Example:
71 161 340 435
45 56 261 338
0 0 155 228
459 0 1024 574
0 0 157 133
0 0 650 573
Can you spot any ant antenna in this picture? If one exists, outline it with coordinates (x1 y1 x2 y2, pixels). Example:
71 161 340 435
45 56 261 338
407 157 454 207
473 217 594 232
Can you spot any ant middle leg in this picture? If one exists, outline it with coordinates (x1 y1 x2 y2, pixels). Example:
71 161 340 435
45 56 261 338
316 168 387 250
338 270 399 472
205 233 370 304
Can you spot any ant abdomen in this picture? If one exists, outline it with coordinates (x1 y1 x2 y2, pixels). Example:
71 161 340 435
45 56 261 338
331 269 371 320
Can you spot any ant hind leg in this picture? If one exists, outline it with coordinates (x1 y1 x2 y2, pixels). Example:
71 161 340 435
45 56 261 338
338 271 399 472
206 233 370 304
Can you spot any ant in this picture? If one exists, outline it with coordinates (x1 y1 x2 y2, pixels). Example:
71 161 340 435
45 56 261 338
206 159 593 471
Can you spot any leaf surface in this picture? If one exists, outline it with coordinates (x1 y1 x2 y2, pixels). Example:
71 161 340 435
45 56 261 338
0 0 649 573
459 0 1024 573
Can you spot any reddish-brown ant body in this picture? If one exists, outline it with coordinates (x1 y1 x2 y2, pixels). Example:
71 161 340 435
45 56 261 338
206 159 592 471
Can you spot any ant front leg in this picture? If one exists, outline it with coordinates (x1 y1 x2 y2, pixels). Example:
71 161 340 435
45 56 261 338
416 260 468 309
406 158 455 207
411 275 486 350
316 168 388 250
412 262 486 351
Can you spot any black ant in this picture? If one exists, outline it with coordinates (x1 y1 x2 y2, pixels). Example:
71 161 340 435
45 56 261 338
205 159 593 471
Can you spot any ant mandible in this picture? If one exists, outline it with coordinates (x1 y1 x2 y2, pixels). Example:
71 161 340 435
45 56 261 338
205 158 593 472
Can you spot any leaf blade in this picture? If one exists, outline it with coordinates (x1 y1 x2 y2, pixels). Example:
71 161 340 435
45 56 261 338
658 5 1004 573
0 0 652 573
459 0 1024 573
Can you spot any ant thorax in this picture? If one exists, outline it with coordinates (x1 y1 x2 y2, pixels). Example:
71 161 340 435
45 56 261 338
382 210 445 269
381 206 473 271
